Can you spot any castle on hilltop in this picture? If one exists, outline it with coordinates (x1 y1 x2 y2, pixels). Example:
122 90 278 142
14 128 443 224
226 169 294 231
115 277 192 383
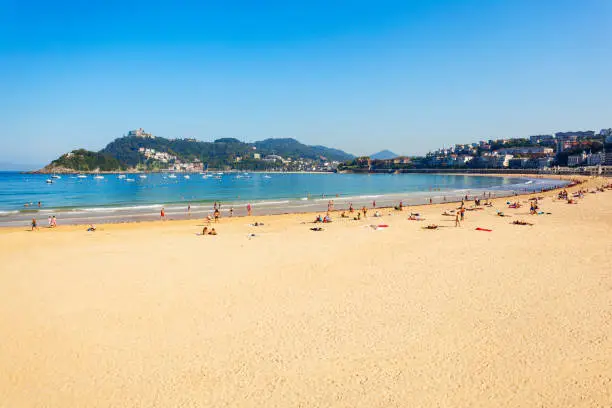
127 128 154 139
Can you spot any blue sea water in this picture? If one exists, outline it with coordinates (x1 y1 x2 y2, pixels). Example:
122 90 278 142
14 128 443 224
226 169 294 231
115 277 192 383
0 171 567 226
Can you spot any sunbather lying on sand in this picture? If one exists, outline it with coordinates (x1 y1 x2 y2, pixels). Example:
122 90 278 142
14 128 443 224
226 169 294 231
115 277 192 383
442 210 455 216
423 224 439 230
310 227 324 231
512 220 533 226
408 215 425 221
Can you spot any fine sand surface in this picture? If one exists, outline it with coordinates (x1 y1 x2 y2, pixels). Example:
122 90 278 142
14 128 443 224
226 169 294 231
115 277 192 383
0 177 610 407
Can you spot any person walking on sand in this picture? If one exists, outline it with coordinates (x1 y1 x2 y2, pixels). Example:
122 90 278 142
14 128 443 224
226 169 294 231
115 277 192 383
455 212 461 227
247 203 252 216
214 208 220 223
31 218 38 231
160 207 166 221
51 215 57 228
460 207 465 221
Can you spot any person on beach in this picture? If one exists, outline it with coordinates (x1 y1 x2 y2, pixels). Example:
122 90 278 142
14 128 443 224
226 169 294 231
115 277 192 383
209 228 217 235
429 198 432 204
87 224 96 232
460 207 465 221
372 200 376 208
38 201 41 208
455 213 461 227
229 207 234 217
31 218 38 231
214 201 218 210
247 203 252 216
187 204 191 216
48 216 53 228
160 208 166 221
214 208 220 222
349 203 354 213
51 216 57 228
362 206 367 217
341 211 348 218
202 226 208 235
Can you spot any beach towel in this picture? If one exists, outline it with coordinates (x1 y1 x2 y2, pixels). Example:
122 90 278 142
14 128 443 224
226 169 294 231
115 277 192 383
475 227 492 232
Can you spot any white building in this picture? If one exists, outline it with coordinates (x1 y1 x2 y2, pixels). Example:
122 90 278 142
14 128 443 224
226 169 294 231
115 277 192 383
567 152 587 167
586 152 605 166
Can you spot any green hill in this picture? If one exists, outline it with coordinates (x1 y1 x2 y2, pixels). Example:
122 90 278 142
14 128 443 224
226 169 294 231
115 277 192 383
100 136 353 167
43 149 124 172
41 135 354 172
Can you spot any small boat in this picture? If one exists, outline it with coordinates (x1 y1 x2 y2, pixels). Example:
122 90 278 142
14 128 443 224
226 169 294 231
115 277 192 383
184 175 190 180
263 175 272 179
51 175 61 179
45 179 53 184
139 174 147 179
118 174 126 179
216 172 224 175
77 174 87 179
168 174 177 179
125 178 135 182
94 175 104 180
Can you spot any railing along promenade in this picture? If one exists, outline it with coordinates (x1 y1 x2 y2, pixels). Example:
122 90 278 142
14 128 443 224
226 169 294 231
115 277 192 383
355 166 612 177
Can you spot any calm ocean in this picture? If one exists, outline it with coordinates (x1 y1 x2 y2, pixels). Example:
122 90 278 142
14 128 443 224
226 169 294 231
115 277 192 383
0 172 567 226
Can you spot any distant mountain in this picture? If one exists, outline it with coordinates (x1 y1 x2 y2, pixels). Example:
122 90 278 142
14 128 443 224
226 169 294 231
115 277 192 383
370 150 399 160
253 138 353 161
38 135 354 172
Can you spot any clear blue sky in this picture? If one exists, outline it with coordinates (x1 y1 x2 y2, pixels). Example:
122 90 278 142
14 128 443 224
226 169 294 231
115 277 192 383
1 0 610 166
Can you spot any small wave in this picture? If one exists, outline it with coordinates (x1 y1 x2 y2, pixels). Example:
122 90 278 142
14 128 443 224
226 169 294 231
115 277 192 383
0 210 19 216
78 204 163 213
253 200 290 206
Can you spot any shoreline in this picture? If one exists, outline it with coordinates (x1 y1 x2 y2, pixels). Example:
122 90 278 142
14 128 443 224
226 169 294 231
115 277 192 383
0 174 592 233
0 174 570 228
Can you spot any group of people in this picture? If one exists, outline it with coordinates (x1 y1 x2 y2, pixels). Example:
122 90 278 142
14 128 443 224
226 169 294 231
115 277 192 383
30 215 57 231
314 213 333 223
201 226 218 236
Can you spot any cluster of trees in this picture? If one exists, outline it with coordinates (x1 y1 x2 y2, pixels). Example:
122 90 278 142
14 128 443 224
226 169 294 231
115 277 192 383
50 149 124 171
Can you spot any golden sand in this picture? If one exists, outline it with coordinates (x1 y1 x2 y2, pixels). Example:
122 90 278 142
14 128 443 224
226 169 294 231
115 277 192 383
0 177 610 407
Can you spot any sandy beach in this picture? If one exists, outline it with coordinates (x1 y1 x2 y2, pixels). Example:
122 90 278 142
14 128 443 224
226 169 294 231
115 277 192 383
0 176 610 407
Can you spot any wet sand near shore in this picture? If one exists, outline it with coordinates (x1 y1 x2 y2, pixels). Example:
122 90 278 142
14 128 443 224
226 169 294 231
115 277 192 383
0 176 610 407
